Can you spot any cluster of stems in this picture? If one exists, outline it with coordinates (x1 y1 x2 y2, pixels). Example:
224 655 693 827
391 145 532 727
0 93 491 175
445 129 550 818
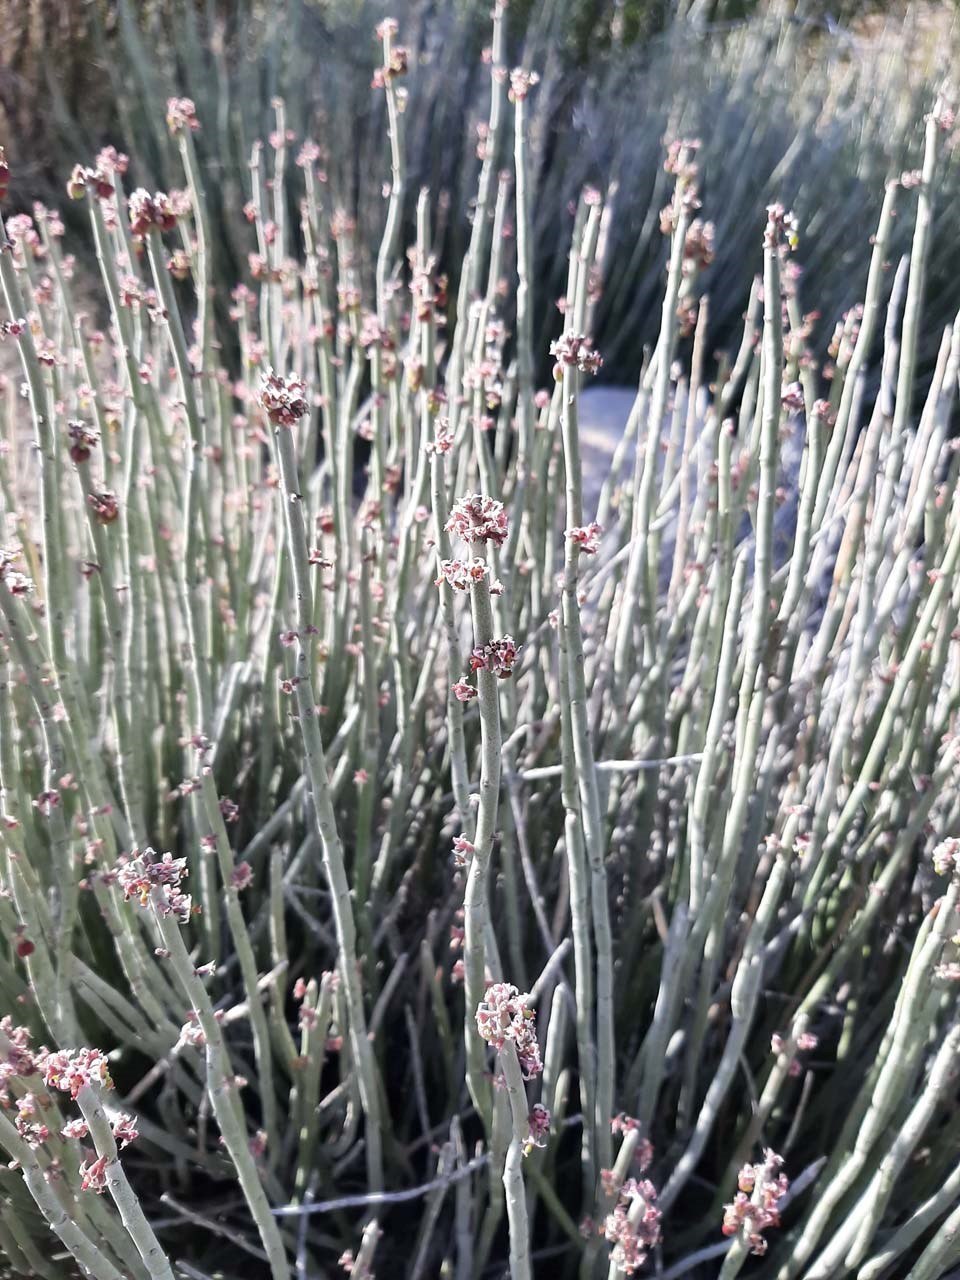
0 10 958 1280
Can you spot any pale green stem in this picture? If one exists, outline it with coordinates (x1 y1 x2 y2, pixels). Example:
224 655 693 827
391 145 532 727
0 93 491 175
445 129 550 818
76 1084 175 1280
273 422 384 1193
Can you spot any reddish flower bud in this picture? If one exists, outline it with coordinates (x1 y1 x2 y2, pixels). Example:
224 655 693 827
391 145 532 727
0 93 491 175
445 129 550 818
87 491 119 525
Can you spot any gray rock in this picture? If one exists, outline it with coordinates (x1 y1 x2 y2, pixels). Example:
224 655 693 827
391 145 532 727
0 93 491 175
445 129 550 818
578 386 638 512
577 382 809 575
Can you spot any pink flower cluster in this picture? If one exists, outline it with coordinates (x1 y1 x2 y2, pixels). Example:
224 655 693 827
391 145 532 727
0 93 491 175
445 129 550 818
66 163 115 202
470 635 519 678
445 493 508 546
166 97 200 135
177 1012 209 1050
128 189 178 238
436 558 490 591
764 204 799 252
231 861 253 890
59 1104 139 1196
88 491 119 525
524 1102 551 1154
722 1149 789 1256
928 95 956 133
549 334 603 376
508 68 540 103
451 836 475 867
683 218 715 271
0 1021 39 1102
425 423 454 455
451 678 478 702
259 369 308 427
771 1030 819 1076
475 982 543 1079
95 146 129 178
116 850 192 922
933 837 960 876
14 1094 50 1148
80 1155 110 1193
42 1048 111 1099
111 1113 139 1148
664 137 701 177
371 44 409 89
0 550 33 599
567 522 602 554
611 1115 654 1172
603 1179 662 1275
